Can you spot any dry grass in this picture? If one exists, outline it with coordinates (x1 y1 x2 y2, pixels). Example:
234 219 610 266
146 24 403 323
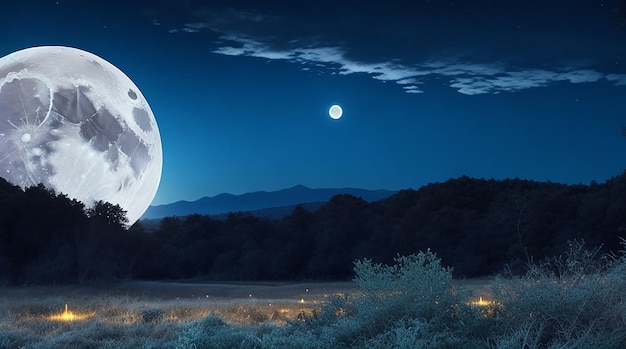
0 281 355 348
0 279 498 348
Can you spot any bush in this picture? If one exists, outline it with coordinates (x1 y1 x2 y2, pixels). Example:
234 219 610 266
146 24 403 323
365 317 468 349
130 242 626 347
175 316 260 349
491 240 626 348
258 324 334 349
352 252 455 320
296 250 484 348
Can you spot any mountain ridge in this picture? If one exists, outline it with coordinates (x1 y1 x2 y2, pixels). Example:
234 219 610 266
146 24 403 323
142 185 397 219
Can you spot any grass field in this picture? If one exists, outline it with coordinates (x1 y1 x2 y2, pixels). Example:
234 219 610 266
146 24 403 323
0 279 496 348
4 244 625 348
0 281 353 348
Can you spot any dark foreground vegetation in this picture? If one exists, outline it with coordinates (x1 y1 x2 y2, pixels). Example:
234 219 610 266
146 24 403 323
177 243 626 349
2 243 626 348
2 171 626 284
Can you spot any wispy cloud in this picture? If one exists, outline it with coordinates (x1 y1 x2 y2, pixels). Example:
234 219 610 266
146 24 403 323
212 35 427 93
169 27 198 33
449 69 606 95
173 28 626 96
606 74 626 86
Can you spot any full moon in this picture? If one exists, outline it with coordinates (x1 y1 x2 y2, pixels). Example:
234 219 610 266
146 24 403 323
329 104 343 119
0 46 162 225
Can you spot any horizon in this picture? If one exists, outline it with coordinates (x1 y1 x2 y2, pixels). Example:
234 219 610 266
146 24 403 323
150 168 626 207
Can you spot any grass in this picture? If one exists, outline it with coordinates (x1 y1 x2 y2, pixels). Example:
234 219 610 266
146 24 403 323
0 279 492 348
0 281 349 348
3 241 623 348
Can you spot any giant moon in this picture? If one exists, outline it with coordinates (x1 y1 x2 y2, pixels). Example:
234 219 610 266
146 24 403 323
0 46 162 225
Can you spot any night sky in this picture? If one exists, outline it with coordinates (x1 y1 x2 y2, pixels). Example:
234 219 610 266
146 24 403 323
2 1 626 206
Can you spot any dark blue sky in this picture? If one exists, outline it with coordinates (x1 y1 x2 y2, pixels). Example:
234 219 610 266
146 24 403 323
2 1 626 205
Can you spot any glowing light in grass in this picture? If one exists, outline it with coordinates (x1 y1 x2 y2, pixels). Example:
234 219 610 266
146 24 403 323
47 304 94 322
470 297 494 307
468 297 501 317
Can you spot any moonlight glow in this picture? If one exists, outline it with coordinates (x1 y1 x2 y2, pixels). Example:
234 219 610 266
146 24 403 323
329 104 343 119
0 46 162 225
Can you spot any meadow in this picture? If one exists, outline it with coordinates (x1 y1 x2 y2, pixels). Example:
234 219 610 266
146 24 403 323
0 281 352 348
1 241 625 348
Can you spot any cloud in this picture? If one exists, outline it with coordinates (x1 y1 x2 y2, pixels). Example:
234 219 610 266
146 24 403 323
173 27 626 96
424 61 504 77
606 74 626 86
169 23 208 33
166 7 277 36
211 35 427 93
561 69 603 83
448 69 612 95
212 35 287 60
450 70 559 95
403 85 424 94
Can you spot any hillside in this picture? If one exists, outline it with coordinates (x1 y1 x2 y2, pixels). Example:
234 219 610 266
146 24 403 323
137 172 626 280
2 172 626 284
142 185 396 219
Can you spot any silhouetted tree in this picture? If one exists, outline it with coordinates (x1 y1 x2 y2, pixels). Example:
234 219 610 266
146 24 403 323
7 171 626 284
87 200 129 228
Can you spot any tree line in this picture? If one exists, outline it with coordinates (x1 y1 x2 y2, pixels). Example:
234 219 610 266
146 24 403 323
0 178 131 284
1 172 625 284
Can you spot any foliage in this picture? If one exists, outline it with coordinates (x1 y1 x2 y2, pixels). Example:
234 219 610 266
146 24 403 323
87 200 129 229
3 242 626 348
281 250 488 348
0 178 130 284
176 316 260 349
264 243 626 348
351 252 455 326
3 171 626 284
130 171 626 282
490 239 626 348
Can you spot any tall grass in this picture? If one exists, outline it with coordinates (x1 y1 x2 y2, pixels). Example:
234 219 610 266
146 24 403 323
2 240 625 348
490 240 626 348
0 291 310 348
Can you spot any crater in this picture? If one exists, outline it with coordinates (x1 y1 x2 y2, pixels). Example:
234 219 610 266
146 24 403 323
53 86 96 124
133 108 152 132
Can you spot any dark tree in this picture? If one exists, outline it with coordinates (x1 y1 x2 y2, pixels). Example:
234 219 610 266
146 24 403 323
87 200 129 228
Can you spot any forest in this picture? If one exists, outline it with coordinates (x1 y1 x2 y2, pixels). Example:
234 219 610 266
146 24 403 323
1 172 625 285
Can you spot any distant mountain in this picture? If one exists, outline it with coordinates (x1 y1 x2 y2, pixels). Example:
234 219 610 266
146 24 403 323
141 185 396 219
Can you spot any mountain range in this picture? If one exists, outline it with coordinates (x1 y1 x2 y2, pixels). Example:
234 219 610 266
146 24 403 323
141 185 397 219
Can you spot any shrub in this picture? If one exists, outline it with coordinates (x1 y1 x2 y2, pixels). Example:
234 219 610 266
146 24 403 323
175 316 260 349
292 243 626 348
491 240 626 348
299 250 479 348
364 317 471 349
351 251 456 321
258 324 334 349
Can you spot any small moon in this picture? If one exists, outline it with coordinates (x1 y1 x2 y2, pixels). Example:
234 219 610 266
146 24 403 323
329 104 343 120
